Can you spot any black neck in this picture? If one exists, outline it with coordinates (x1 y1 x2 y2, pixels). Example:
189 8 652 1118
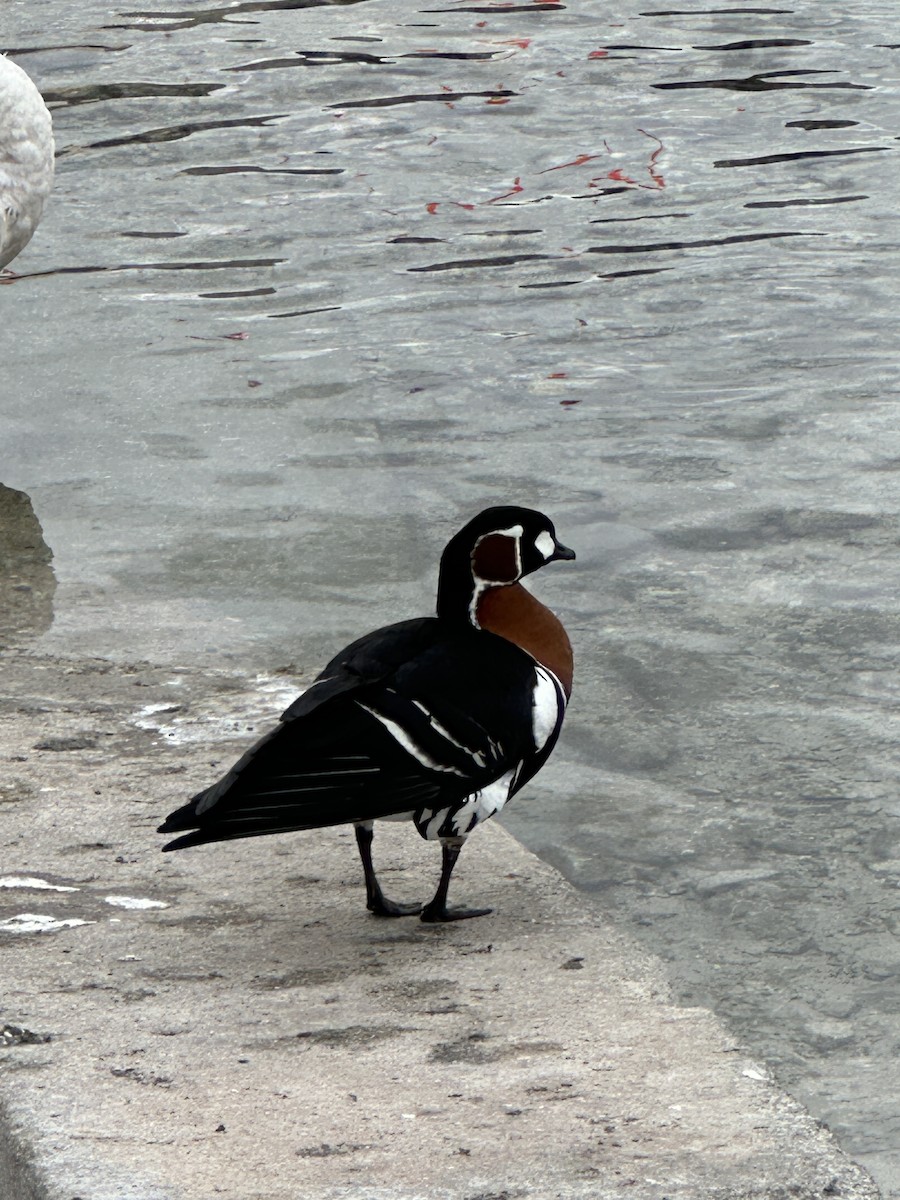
436 536 477 623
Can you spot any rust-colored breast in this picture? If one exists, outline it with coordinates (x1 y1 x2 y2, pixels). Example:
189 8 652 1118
476 583 573 698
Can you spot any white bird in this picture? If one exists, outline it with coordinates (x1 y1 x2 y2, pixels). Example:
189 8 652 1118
0 55 54 272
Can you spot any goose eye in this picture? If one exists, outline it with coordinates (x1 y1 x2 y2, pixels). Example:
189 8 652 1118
534 530 556 560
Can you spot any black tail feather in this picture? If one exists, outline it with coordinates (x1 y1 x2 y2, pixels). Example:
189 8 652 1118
157 793 206 837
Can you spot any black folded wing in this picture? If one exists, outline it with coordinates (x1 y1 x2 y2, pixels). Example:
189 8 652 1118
159 618 538 851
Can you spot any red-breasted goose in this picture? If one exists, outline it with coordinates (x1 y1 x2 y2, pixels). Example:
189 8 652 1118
158 506 575 922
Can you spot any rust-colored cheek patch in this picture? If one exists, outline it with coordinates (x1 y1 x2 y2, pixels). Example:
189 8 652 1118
472 533 520 583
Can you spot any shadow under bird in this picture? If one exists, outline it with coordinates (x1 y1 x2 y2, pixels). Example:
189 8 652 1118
158 506 575 922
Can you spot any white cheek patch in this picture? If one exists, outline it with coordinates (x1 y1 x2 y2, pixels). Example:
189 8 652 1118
534 530 556 560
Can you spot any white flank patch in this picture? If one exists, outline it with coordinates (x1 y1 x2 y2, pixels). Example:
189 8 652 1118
534 530 556 560
0 877 79 893
420 807 450 841
357 703 466 776
447 770 518 837
0 914 93 935
103 896 169 910
532 665 564 751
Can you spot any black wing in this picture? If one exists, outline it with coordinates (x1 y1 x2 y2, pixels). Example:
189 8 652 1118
158 619 539 850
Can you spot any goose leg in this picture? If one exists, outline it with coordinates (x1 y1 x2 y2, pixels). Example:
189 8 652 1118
354 822 422 917
420 838 492 923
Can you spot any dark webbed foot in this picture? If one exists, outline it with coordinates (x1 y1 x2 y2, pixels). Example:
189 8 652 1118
420 901 492 924
355 823 420 918
368 895 423 918
419 839 489 924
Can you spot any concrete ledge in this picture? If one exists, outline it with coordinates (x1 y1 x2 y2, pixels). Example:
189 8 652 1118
0 652 880 1199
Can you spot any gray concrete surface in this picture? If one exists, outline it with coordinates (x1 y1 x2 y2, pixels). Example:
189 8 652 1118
3 0 898 1192
0 650 880 1199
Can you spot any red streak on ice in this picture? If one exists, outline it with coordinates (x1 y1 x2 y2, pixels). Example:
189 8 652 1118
485 176 524 203
638 128 666 189
539 152 602 174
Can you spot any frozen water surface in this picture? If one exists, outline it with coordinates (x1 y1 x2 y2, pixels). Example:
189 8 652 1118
2 0 899 1193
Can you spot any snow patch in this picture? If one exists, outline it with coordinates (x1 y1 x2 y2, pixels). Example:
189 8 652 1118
131 675 304 745
0 877 79 892
0 914 92 934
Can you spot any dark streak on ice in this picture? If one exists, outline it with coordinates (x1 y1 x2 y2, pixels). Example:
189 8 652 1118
571 187 632 199
786 119 859 130
519 280 583 289
2 42 131 55
641 7 793 13
744 195 868 208
104 1 365 33
128 258 284 271
267 306 342 319
182 164 343 176
587 231 820 254
23 259 284 279
199 287 277 298
598 266 675 279
59 114 287 154
715 146 889 168
228 49 501 72
227 52 389 70
327 88 515 109
422 3 563 11
43 82 224 107
403 51 500 60
602 44 682 51
589 213 691 225
408 254 554 273
693 38 811 50
654 70 871 92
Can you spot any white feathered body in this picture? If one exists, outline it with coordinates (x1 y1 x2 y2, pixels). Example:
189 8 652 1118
0 56 54 270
